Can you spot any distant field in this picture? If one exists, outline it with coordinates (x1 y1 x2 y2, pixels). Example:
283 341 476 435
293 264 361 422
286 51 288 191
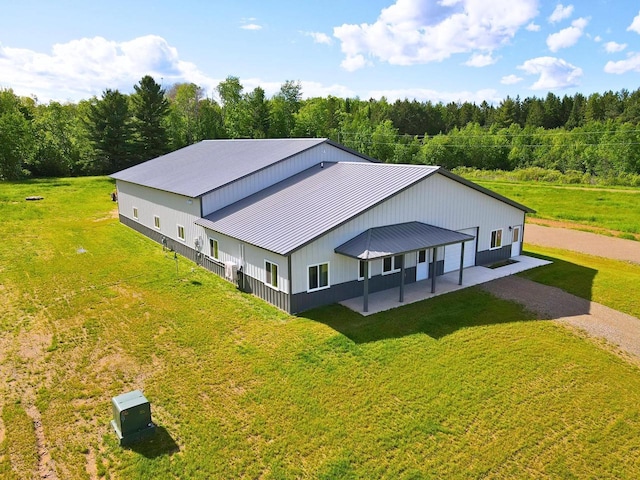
1 177 640 479
474 180 640 239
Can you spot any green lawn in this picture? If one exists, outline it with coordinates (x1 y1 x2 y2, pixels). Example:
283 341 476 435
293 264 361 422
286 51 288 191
1 177 640 479
474 180 640 238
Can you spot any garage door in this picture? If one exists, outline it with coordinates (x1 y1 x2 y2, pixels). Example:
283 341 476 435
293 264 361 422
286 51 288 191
443 227 477 273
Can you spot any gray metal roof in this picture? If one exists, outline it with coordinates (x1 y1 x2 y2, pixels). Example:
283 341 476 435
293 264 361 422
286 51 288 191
334 222 475 260
110 138 332 198
196 162 439 255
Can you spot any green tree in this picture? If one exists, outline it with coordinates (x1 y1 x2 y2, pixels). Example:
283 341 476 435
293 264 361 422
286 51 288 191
131 75 170 162
84 89 134 173
216 76 249 138
29 102 81 177
245 87 270 138
269 80 302 138
167 82 205 148
0 89 35 179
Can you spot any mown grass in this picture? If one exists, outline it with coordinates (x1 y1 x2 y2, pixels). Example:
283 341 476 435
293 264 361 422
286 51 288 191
474 180 640 237
1 176 640 478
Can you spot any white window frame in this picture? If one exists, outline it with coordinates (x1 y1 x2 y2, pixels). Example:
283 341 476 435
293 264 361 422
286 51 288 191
209 238 219 260
308 262 330 292
490 229 503 250
265 260 279 290
177 224 186 241
132 207 138 220
153 215 161 230
382 255 403 275
357 260 372 281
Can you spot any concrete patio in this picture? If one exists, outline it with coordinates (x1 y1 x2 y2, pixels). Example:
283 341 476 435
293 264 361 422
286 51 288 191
340 255 551 316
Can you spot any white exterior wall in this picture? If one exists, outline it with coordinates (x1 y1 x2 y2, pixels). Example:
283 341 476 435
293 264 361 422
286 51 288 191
202 230 289 294
201 144 370 216
116 181 208 250
290 173 526 294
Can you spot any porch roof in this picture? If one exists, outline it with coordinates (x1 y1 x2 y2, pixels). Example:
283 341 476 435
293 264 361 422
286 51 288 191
334 221 474 260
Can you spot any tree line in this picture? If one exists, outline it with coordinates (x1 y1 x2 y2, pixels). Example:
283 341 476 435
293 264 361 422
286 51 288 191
1 76 640 181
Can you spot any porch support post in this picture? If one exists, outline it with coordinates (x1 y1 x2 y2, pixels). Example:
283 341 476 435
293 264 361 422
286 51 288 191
363 260 369 313
431 247 437 294
458 241 465 286
399 255 405 303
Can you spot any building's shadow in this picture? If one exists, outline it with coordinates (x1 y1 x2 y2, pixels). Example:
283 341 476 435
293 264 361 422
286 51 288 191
303 251 595 344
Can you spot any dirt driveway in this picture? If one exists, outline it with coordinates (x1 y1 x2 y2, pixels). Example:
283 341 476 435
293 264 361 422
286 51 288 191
525 223 640 264
482 224 640 361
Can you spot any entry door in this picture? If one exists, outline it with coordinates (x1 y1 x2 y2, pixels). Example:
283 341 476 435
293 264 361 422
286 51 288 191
416 249 428 281
511 225 522 257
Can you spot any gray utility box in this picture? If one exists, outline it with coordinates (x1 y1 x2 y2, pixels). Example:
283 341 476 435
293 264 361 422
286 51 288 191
111 390 156 446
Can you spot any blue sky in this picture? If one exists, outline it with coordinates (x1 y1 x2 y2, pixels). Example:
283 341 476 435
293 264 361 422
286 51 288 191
1 0 639 104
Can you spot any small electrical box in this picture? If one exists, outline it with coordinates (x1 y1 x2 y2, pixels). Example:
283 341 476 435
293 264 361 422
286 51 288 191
111 390 156 446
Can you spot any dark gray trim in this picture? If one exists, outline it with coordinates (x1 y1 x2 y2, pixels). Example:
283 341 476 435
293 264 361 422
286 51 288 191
119 215 292 313
476 245 512 266
291 267 416 313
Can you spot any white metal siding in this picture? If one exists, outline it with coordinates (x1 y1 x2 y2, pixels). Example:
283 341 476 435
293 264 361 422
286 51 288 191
291 173 525 294
200 229 290 294
201 144 370 216
116 181 208 251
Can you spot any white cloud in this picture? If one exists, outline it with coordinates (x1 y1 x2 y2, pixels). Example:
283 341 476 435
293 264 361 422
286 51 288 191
604 53 640 74
464 53 498 67
526 22 541 32
367 87 502 104
594 35 602 42
546 17 588 52
333 0 538 71
304 32 333 45
340 54 371 72
549 4 574 23
518 56 583 89
501 74 523 85
241 24 262 31
0 35 221 102
604 41 627 53
628 11 640 34
0 35 359 103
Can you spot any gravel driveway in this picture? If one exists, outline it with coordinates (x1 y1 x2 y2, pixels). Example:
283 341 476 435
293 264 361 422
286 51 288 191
525 224 640 264
480 224 640 361
481 277 640 360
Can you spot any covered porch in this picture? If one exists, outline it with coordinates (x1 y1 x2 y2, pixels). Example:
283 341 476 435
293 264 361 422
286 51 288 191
340 255 551 316
335 222 475 313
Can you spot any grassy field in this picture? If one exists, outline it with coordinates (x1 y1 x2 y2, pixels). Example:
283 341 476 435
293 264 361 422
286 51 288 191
474 180 640 239
1 177 640 479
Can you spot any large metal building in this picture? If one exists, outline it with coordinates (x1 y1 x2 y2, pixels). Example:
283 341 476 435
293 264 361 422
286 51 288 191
112 138 533 314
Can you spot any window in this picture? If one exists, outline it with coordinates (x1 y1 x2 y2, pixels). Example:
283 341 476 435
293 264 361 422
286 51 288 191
265 260 278 289
513 226 520 243
177 225 185 241
308 262 329 291
209 238 219 260
153 215 161 230
382 255 403 274
132 207 138 219
490 229 503 249
358 260 371 281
